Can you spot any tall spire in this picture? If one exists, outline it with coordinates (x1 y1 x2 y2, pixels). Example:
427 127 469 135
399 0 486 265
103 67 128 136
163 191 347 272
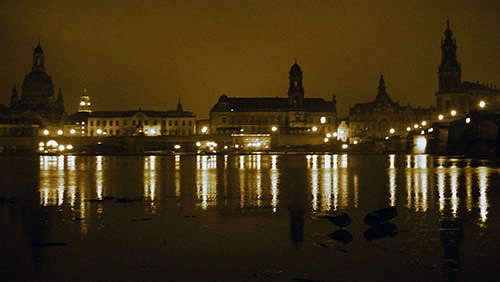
55 88 64 113
438 18 461 92
177 96 183 112
10 84 20 109
374 74 393 106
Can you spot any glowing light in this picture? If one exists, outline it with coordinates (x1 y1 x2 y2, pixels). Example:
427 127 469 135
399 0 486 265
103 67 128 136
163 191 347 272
47 140 58 147
39 142 45 147
385 136 389 140
43 129 49 136
389 128 395 134
224 145 228 149
80 101 86 106
326 133 331 138
333 132 338 137
479 100 486 108
438 114 444 120
201 126 208 133
57 129 63 135
353 140 358 145
70 129 76 134
174 144 181 149
428 128 434 133
235 144 239 149
451 110 457 116
413 124 419 129
420 130 425 135
478 167 488 226
341 144 348 149
465 117 471 124
324 137 329 143
421 121 427 126
320 116 326 124
415 136 427 154
406 127 411 131
312 126 318 132
196 141 201 147
150 129 156 135
96 129 103 135
58 145 65 151
271 126 278 132
66 144 73 150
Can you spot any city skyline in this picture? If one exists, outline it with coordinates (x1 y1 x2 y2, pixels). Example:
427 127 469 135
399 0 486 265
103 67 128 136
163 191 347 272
1 0 500 118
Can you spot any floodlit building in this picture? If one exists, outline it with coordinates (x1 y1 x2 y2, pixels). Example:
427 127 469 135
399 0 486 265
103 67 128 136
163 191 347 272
435 19 500 117
66 98 195 136
349 75 434 140
209 61 337 139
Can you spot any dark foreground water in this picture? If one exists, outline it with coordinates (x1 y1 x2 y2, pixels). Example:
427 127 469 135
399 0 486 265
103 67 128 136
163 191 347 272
1 154 499 281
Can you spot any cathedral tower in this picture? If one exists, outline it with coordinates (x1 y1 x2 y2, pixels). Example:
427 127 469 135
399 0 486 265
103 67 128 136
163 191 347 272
288 60 304 106
438 18 462 92
32 42 45 72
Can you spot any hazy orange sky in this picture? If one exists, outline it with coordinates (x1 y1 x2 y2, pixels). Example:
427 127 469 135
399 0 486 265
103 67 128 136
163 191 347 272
1 0 499 118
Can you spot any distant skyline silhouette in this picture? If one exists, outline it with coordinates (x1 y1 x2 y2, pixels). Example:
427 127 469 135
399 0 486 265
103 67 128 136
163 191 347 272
1 0 499 118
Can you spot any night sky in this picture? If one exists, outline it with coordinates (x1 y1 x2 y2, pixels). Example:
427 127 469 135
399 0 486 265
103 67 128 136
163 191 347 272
1 0 499 118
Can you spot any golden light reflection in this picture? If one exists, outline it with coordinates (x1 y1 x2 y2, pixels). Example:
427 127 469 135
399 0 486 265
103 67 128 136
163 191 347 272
175 155 181 197
311 160 319 211
271 155 279 212
406 165 412 209
478 167 488 227
333 154 338 169
197 155 217 210
465 162 472 212
340 154 348 169
96 156 103 200
388 154 396 206
340 163 348 208
322 163 332 211
144 156 157 212
353 174 359 208
406 155 411 168
437 166 445 213
333 162 339 211
450 164 458 217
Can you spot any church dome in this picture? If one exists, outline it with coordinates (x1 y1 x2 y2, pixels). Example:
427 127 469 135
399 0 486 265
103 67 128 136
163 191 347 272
22 71 54 99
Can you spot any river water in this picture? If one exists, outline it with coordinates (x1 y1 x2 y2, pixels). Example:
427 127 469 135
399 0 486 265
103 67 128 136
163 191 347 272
1 154 499 281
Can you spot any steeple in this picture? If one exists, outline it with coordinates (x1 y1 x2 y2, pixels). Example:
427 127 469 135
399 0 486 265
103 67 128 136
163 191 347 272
177 97 183 112
10 84 20 109
374 74 394 106
32 42 45 72
288 60 304 106
438 18 461 92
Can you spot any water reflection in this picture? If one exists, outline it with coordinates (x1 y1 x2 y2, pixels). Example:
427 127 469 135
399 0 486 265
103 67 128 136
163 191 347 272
36 154 493 233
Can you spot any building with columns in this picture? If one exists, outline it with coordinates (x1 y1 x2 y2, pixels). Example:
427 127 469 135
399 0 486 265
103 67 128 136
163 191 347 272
436 19 500 117
208 62 337 140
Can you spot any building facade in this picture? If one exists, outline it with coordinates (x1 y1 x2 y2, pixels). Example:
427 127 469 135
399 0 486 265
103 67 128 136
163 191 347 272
436 19 500 117
349 75 435 140
66 98 195 137
209 62 337 138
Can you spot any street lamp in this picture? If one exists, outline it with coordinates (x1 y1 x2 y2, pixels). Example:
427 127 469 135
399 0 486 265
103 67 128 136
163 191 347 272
451 110 457 116
438 114 444 120
479 100 486 109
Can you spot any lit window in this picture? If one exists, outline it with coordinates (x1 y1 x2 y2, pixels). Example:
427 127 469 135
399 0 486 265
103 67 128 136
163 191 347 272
438 114 444 120
479 100 486 108
320 116 326 124
57 130 63 135
312 126 318 132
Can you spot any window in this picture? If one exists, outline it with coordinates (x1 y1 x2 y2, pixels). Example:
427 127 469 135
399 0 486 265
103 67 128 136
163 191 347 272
222 117 227 123
97 121 100 126
169 120 172 126
90 121 94 126
116 121 119 126
110 121 113 126
123 120 127 126
132 120 136 126
154 120 157 125
145 120 148 125
175 120 178 126
188 120 192 126
182 120 186 126
116 130 120 135
138 120 142 125
162 120 166 126
90 130 94 136
110 129 114 135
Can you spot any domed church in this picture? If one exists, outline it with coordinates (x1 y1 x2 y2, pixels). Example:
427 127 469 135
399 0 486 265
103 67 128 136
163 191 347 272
9 42 65 122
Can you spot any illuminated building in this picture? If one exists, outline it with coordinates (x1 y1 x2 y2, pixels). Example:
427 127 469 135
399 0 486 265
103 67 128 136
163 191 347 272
66 99 195 136
435 19 500 116
208 61 337 140
349 75 434 140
